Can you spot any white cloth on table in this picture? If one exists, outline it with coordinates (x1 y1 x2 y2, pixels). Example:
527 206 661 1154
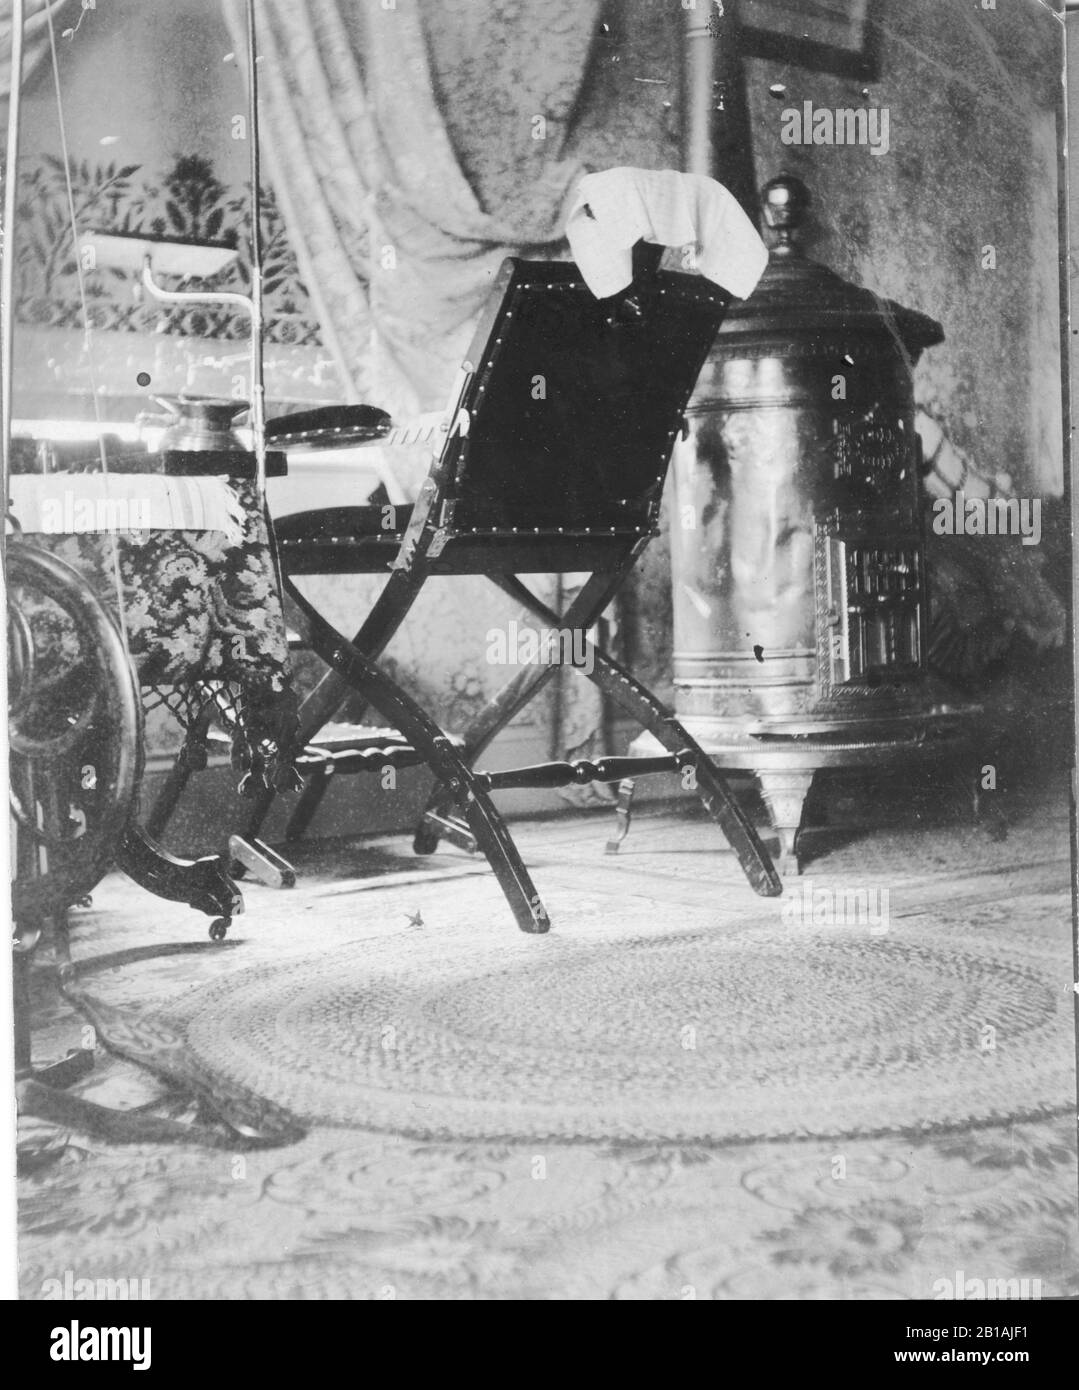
9 474 245 544
565 166 768 301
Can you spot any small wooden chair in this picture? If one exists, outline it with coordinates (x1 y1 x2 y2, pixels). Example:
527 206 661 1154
153 248 782 929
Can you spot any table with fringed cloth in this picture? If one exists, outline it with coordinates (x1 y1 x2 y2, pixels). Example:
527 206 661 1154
9 473 303 798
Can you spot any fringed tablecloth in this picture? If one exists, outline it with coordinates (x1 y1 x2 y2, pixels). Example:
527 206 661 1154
11 475 303 796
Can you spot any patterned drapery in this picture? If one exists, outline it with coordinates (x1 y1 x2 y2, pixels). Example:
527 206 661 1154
214 0 684 769
219 0 604 422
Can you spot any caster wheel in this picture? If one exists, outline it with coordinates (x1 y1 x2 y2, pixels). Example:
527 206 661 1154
280 869 296 888
208 918 230 942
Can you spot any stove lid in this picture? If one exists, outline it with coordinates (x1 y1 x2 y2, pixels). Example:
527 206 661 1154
711 176 944 358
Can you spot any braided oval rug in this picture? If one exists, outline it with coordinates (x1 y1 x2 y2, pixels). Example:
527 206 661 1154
159 891 1075 1146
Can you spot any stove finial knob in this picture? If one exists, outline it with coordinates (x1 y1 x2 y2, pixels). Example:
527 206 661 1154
761 176 811 254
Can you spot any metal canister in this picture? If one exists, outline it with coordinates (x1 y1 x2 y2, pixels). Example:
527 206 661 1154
151 395 249 452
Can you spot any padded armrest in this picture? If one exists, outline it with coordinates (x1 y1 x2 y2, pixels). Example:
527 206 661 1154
265 405 392 448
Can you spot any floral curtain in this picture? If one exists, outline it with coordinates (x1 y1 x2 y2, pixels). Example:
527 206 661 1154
213 0 687 773
218 0 604 422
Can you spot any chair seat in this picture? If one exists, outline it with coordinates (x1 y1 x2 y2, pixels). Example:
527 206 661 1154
275 504 654 576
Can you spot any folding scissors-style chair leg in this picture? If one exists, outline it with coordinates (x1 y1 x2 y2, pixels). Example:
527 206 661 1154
238 569 424 845
298 568 424 740
414 567 630 851
483 576 782 898
592 663 782 896
284 578 549 933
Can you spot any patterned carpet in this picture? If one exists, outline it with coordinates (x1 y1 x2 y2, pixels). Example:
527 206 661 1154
17 801 1079 1300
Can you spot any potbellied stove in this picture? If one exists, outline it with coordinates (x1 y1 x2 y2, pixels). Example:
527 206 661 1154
613 176 978 876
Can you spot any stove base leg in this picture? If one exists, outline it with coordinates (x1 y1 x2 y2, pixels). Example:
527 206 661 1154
757 770 815 878
605 777 637 854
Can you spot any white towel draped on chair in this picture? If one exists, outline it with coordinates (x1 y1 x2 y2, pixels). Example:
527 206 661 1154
566 166 769 301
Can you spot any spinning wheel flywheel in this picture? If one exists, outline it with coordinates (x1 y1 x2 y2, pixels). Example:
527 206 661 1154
7 540 142 922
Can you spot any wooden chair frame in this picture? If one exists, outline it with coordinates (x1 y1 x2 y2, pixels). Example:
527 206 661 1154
152 252 782 929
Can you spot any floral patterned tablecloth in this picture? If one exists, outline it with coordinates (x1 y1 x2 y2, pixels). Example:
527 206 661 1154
22 479 302 795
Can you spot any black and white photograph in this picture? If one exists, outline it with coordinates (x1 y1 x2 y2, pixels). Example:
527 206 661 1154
1 0 1076 1316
